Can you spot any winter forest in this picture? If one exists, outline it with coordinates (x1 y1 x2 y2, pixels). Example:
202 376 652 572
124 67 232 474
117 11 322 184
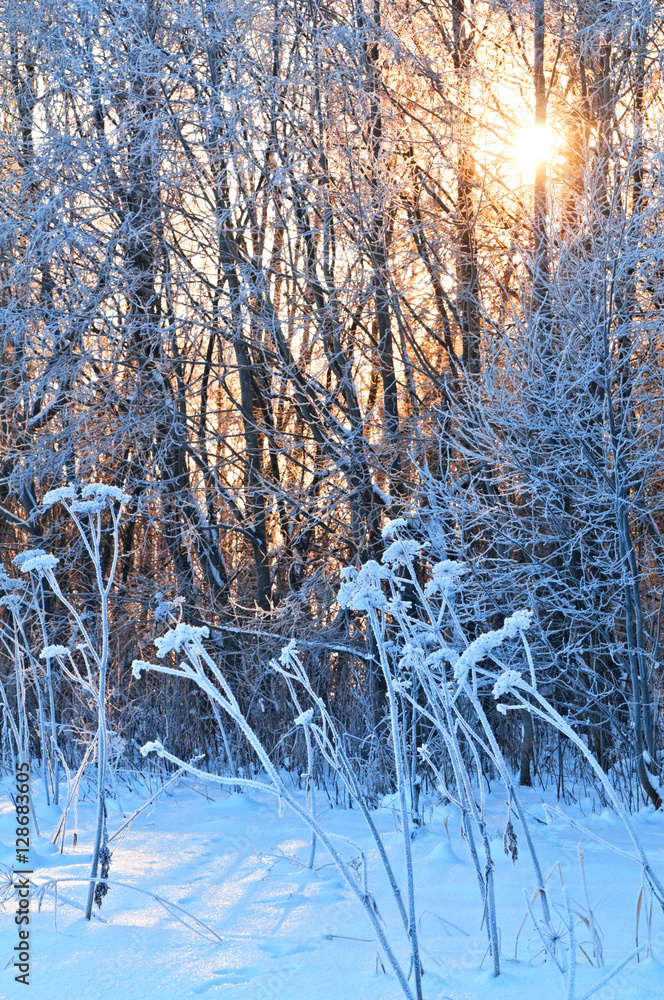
2 0 664 997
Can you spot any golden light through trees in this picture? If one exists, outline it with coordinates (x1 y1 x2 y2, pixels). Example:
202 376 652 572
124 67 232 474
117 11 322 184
510 123 554 186
0 0 664 813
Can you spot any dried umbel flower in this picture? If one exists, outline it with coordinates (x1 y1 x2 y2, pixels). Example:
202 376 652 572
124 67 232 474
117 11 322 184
42 482 130 512
153 623 209 656
492 669 524 700
381 538 422 567
337 561 390 611
424 560 467 597
41 486 76 508
0 567 24 593
454 610 534 683
39 645 69 659
81 483 130 504
13 551 58 575
381 517 408 539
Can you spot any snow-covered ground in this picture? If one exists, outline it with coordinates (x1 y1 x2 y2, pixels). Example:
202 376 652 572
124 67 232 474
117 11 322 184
2 773 664 1000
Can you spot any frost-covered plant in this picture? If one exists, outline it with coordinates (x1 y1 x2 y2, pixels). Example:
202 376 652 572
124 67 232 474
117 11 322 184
336 519 556 977
135 517 660 996
33 481 130 919
0 562 64 815
135 625 423 1000
491 660 664 913
272 642 412 939
135 524 549 987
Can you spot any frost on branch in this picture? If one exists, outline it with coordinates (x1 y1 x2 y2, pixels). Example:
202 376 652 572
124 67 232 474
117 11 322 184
131 659 159 678
13 550 58 575
140 740 165 757
337 561 390 611
294 708 314 726
153 623 210 656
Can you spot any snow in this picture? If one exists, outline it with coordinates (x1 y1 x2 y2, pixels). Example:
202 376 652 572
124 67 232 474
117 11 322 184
3 775 664 1000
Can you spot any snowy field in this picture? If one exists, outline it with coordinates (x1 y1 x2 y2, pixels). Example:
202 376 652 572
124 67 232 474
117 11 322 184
3 774 664 1000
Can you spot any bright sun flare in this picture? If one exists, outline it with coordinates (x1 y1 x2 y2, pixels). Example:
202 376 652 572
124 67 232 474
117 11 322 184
510 124 553 184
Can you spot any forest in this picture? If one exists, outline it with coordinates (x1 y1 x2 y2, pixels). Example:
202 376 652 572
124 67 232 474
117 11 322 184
2 1 664 999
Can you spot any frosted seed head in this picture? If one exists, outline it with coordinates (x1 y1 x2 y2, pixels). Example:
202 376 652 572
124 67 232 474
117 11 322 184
294 708 314 726
398 644 424 670
0 568 23 593
492 669 523 699
426 646 458 667
503 608 534 633
153 622 209 656
42 486 76 508
424 560 467 597
81 483 131 504
337 560 390 611
0 594 21 609
71 499 105 514
381 538 421 567
13 548 49 568
381 517 408 539
14 551 58 575
40 645 69 659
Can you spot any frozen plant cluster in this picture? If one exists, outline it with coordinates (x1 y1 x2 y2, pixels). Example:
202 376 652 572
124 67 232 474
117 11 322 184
134 520 664 999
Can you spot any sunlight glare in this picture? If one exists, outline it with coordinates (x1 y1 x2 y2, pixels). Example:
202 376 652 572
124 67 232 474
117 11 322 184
510 124 552 185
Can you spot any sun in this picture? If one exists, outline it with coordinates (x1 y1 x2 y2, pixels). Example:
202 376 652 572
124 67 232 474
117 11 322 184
509 124 553 185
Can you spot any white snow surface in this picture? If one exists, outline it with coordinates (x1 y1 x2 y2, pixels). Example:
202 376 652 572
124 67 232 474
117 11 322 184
2 774 664 999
